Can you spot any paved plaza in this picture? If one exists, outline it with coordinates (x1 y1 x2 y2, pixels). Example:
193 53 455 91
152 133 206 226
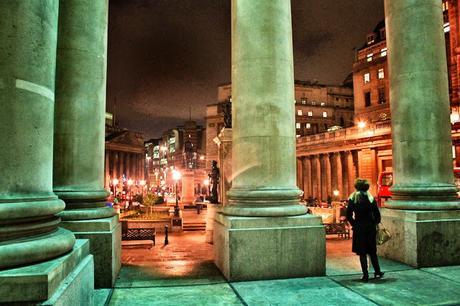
94 231 460 306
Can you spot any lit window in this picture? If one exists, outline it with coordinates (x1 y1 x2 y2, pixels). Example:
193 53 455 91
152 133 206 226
364 73 370 83
367 53 373 62
323 111 328 118
311 101 316 106
301 99 307 105
443 1 449 11
320 102 325 106
380 48 387 57
296 123 301 129
296 134 301 138
297 109 303 116
308 111 313 117
306 123 311 129
378 68 385 79
444 23 450 33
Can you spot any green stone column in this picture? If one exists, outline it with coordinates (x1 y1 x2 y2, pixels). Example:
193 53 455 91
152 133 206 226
385 0 459 210
224 0 306 217
214 0 325 281
0 0 75 270
53 0 120 288
378 0 460 268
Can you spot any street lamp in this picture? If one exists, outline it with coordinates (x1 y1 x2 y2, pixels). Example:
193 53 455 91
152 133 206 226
140 179 146 197
172 169 181 217
112 178 119 200
357 121 367 129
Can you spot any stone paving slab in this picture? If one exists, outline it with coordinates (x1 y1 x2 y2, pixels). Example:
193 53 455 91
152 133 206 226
231 277 376 306
421 265 460 284
115 260 226 288
94 288 111 305
327 256 412 276
109 283 242 306
331 269 460 306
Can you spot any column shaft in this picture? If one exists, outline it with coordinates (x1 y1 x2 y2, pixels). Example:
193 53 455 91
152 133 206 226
0 0 75 269
54 0 113 219
385 0 459 209
224 0 305 216
302 157 312 199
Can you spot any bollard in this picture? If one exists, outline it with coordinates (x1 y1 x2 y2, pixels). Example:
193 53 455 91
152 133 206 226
164 225 169 245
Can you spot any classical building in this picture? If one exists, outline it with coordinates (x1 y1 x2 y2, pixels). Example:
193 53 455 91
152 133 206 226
297 0 460 202
206 81 354 169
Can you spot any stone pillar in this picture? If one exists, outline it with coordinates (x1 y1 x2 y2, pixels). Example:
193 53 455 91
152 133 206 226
214 0 325 281
379 0 460 267
334 152 343 200
126 153 132 179
312 155 321 200
0 1 93 304
181 170 195 204
340 152 349 199
120 152 126 177
320 154 328 201
346 151 356 196
297 157 304 191
302 157 312 199
53 0 120 288
105 151 110 190
141 155 145 180
113 152 119 179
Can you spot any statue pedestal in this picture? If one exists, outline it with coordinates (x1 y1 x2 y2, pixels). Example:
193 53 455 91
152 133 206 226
205 204 221 244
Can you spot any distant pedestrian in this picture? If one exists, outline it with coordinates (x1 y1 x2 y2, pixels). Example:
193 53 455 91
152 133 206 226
346 178 384 282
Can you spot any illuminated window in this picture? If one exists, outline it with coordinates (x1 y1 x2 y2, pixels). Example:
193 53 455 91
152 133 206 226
322 111 328 118
301 98 307 105
378 68 385 79
380 48 387 57
364 73 370 84
320 102 325 106
308 111 313 117
296 134 300 138
297 109 303 116
306 123 311 129
296 122 301 129
367 53 373 62
443 1 449 11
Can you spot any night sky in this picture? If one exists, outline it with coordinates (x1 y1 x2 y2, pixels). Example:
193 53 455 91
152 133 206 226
107 0 384 139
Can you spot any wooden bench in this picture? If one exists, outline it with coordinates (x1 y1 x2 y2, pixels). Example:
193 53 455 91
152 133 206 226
121 221 156 248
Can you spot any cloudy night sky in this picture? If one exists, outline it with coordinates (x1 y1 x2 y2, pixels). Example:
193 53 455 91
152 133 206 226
107 0 384 139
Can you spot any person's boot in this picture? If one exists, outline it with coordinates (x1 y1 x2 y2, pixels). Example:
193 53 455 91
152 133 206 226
359 255 369 282
361 273 369 282
374 272 385 279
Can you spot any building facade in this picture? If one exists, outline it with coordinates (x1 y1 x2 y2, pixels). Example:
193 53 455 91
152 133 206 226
104 113 146 194
297 0 460 202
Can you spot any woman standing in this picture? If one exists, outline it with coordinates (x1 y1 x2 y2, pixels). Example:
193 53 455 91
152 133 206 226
346 178 385 282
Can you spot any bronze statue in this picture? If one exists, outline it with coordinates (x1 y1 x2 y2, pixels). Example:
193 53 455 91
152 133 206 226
208 160 220 203
223 101 232 128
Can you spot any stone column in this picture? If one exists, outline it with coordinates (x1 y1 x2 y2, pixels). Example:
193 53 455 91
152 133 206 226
312 155 321 200
214 0 325 281
346 151 356 195
126 153 132 179
320 154 328 201
120 152 126 177
53 0 120 288
302 157 312 199
379 0 460 267
0 1 93 304
297 157 304 191
105 151 110 189
334 152 343 200
113 152 119 179
340 152 349 199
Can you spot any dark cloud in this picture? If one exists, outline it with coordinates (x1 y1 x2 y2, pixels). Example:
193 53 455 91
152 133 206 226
107 0 384 138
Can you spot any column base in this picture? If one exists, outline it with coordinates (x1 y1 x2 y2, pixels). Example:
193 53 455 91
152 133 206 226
213 213 325 281
205 204 221 244
378 208 460 267
60 215 121 288
0 239 94 305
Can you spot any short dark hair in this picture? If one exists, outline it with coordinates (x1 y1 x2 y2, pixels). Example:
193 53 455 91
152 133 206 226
354 178 370 192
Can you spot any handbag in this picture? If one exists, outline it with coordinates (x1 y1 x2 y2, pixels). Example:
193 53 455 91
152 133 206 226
376 223 391 245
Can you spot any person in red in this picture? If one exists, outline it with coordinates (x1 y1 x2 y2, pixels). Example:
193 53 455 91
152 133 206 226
346 178 385 282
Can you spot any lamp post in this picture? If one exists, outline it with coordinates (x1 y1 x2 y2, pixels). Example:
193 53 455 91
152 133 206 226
127 179 133 208
112 178 119 200
172 169 181 217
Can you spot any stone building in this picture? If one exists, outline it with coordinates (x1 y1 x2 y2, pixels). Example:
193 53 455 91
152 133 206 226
297 0 460 202
206 81 354 169
104 117 146 193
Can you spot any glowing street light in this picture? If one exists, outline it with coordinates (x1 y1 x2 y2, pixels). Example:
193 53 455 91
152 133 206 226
333 189 340 200
358 121 367 129
203 179 210 196
172 170 181 217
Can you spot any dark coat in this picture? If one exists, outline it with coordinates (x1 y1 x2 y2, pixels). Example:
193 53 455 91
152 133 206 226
346 191 381 255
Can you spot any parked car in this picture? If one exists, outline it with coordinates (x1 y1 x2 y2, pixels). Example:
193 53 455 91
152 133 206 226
377 168 460 206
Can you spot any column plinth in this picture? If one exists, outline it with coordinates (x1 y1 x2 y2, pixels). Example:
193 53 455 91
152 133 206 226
53 0 120 287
